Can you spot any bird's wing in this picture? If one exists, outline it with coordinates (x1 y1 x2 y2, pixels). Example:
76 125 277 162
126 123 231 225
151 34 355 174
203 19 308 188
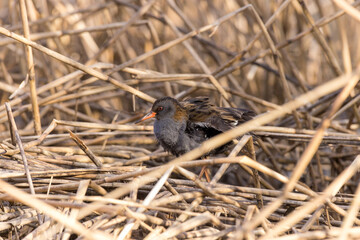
182 97 255 133
219 107 256 126
182 97 221 130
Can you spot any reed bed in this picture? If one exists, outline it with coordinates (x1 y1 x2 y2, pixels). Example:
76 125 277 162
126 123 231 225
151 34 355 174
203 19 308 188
0 0 359 239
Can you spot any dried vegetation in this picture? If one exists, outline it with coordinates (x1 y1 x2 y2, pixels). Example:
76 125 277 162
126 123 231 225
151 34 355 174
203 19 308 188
0 0 360 239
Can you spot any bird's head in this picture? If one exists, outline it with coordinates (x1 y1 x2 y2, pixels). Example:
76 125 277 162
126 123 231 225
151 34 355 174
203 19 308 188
136 97 187 123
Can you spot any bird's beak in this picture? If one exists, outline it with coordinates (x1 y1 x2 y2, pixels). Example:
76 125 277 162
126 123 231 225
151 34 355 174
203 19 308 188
135 111 156 123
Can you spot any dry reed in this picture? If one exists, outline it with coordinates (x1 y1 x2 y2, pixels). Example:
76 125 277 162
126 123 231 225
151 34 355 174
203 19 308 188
0 0 359 239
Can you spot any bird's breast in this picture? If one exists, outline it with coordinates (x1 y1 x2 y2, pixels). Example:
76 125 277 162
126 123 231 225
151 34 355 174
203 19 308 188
154 118 181 148
154 118 200 156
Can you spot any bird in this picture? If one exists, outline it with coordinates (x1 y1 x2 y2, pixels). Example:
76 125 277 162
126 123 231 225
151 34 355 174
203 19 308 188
136 96 256 181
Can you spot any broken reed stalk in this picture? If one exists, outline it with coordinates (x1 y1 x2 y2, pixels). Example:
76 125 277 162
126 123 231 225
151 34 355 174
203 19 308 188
5 102 42 224
5 103 36 196
18 0 42 135
68 129 103 168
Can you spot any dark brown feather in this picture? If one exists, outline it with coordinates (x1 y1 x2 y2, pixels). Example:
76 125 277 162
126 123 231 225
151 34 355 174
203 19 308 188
181 97 255 132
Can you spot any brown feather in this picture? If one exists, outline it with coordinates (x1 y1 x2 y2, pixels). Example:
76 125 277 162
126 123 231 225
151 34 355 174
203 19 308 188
181 97 255 132
173 105 187 122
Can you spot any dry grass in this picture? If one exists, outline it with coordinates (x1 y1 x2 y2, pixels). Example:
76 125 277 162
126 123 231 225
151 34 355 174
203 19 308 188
0 0 360 239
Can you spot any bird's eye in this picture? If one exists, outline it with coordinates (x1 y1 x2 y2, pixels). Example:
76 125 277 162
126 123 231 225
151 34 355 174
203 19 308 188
157 106 163 112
